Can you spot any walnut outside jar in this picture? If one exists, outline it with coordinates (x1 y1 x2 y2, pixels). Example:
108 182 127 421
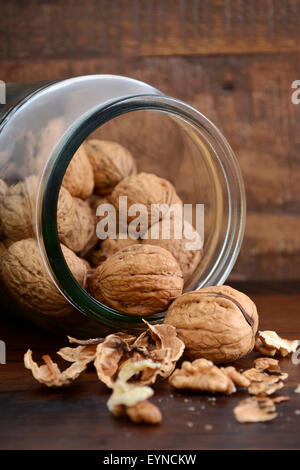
0 75 245 337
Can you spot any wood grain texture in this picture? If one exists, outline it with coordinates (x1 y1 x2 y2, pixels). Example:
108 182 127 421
1 1 300 280
1 283 300 450
1 0 300 60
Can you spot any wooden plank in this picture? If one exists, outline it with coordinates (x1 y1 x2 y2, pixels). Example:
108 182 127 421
1 0 300 60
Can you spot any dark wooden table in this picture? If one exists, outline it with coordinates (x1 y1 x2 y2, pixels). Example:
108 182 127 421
1 282 300 450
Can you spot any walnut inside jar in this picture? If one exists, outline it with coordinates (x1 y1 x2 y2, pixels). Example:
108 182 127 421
164 285 259 364
87 244 184 315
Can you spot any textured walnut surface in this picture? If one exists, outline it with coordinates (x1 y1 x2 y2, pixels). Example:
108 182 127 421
164 285 259 363
142 217 202 282
0 238 87 316
88 244 183 315
0 175 38 241
57 188 95 253
85 139 136 195
62 145 94 199
109 172 182 235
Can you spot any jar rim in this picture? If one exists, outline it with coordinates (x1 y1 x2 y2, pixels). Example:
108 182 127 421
36 92 246 329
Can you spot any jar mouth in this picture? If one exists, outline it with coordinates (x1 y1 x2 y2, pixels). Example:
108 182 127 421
36 93 246 329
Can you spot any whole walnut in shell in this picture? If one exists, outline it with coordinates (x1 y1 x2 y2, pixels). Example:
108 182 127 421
0 238 87 316
57 188 95 253
88 236 140 267
109 172 183 235
0 179 8 239
88 244 183 315
164 285 259 364
0 175 38 241
62 145 94 199
85 139 136 195
142 216 202 282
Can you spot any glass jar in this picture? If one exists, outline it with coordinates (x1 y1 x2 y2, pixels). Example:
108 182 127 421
0 75 245 337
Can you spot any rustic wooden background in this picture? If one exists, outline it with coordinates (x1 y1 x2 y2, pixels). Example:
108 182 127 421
1 0 300 281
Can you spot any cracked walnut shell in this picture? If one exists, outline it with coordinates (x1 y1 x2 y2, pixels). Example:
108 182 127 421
164 285 259 363
0 238 87 316
85 139 136 195
88 244 183 315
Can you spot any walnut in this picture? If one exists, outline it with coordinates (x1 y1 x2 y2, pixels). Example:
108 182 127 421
24 350 87 387
164 285 259 363
254 357 281 373
94 332 137 388
109 172 182 235
85 139 136 195
88 244 183 315
0 175 38 241
88 236 140 268
234 397 277 423
242 367 287 396
0 179 8 239
0 238 87 316
62 144 94 199
169 358 250 394
142 217 203 282
257 330 298 357
93 322 184 388
107 359 160 415
57 344 97 363
57 188 95 253
126 400 162 424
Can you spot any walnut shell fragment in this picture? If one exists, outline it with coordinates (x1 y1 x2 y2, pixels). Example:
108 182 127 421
62 144 94 199
234 397 277 423
109 172 182 235
57 344 97 364
94 333 136 388
169 358 250 394
93 322 184 388
257 331 299 357
24 350 87 387
0 238 87 316
88 244 183 315
142 216 203 282
164 285 259 363
85 139 136 195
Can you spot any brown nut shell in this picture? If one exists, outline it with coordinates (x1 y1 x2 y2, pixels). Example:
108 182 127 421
62 145 94 199
57 188 95 253
88 236 140 267
85 139 136 195
0 238 87 316
108 172 183 235
142 217 202 282
0 175 38 241
88 244 183 315
164 285 258 364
